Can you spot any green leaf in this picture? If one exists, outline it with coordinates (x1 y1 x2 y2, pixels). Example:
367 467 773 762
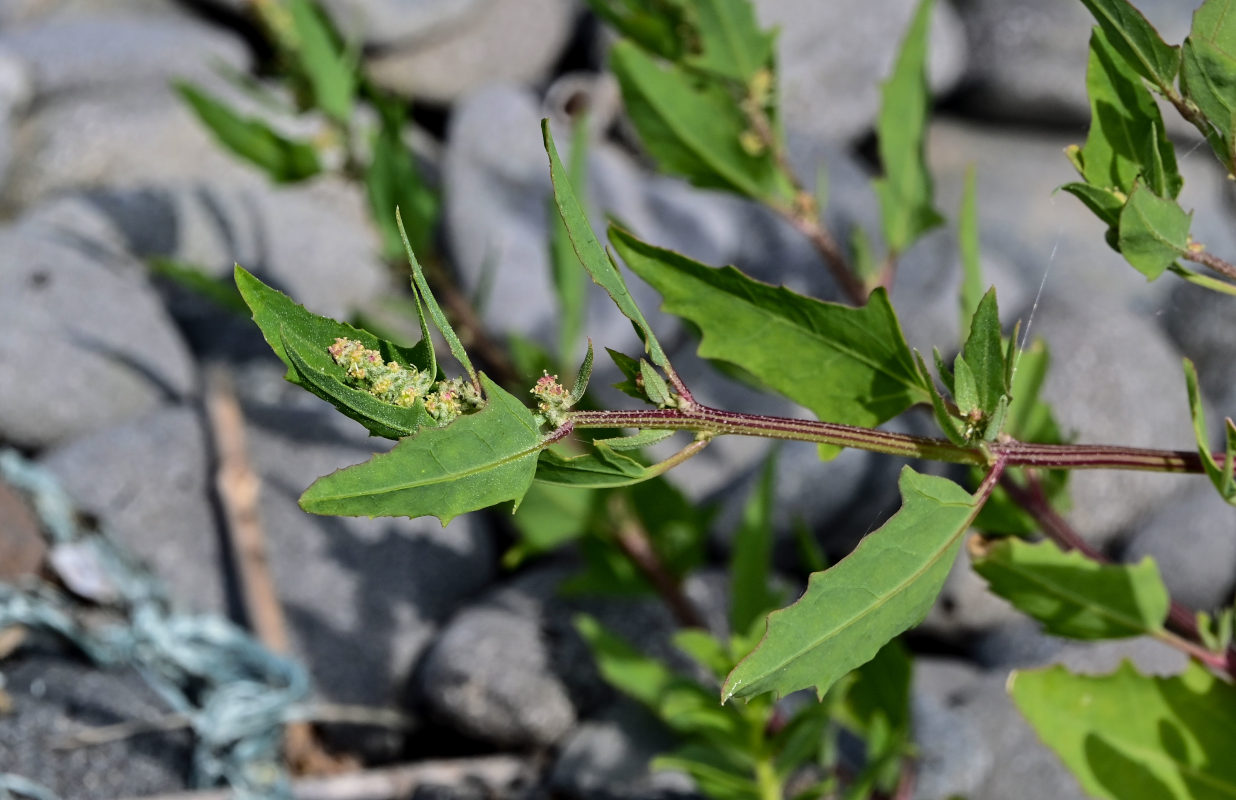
548 113 592 365
575 612 676 708
959 288 1007 419
1117 181 1193 280
639 359 673 406
1181 0 1236 171
1077 0 1180 90
282 326 435 439
916 351 968 445
836 639 913 794
611 229 931 457
685 0 776 82
298 374 544 524
287 0 355 123
366 97 439 261
608 40 794 205
543 121 671 369
958 167 984 335
235 264 433 395
729 454 782 636
1009 661 1236 800
397 210 478 388
593 428 675 450
505 480 596 566
567 339 595 407
1060 182 1125 237
973 338 1070 535
971 537 1170 639
1184 358 1236 504
532 442 657 488
583 0 692 61
175 82 320 183
723 468 982 701
148 257 247 315
1073 28 1181 198
873 0 944 254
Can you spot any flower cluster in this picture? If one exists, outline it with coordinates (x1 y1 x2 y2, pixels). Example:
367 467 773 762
327 338 482 424
531 371 572 428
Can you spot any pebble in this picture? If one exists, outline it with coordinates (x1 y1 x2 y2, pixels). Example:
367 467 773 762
0 653 192 799
1121 483 1236 611
757 0 968 143
364 0 576 103
317 0 490 49
0 226 196 448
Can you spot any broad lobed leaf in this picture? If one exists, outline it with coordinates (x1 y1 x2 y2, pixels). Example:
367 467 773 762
971 537 1170 639
1010 661 1236 800
610 229 931 456
1181 0 1236 170
298 374 546 524
1117 181 1193 280
1077 0 1180 90
723 468 981 701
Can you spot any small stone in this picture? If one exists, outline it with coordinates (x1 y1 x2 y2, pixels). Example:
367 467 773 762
756 0 968 143
0 653 192 799
0 229 196 448
415 605 577 748
0 480 45 582
316 0 490 49
364 0 576 103
1120 484 1236 612
39 406 225 614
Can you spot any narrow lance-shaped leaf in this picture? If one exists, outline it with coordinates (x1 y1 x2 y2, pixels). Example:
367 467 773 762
367 97 439 261
1010 662 1236 800
971 537 1169 639
873 0 944 255
1071 27 1181 198
1180 0 1236 170
958 166 984 334
611 228 931 458
958 288 1007 420
607 40 794 205
287 0 355 123
397 210 477 389
532 439 692 489
175 82 320 183
548 113 592 365
729 454 782 637
1117 181 1193 281
542 121 671 370
685 0 776 82
723 468 985 701
1077 0 1180 91
299 374 545 524
1184 358 1236 504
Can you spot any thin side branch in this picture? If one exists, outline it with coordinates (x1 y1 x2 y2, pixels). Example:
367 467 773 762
1184 247 1236 284
607 493 708 629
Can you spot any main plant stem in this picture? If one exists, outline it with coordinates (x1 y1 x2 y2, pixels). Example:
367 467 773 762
567 404 1224 475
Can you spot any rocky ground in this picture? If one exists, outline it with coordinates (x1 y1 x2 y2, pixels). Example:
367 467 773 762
0 1 1234 799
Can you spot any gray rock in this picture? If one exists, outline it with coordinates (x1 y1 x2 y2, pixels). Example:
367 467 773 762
55 177 394 323
317 0 489 49
549 700 697 800
415 604 578 748
6 84 263 208
1051 636 1188 676
1036 290 1198 549
1120 483 1236 612
39 406 226 614
955 0 1196 126
0 226 196 448
0 14 250 101
968 618 1066 670
911 660 993 800
757 0 967 143
1161 277 1236 411
0 653 192 799
364 0 576 103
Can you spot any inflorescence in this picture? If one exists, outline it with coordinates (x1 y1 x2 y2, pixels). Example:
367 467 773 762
327 338 483 425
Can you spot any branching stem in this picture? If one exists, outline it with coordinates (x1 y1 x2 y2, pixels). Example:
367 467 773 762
567 405 1225 475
